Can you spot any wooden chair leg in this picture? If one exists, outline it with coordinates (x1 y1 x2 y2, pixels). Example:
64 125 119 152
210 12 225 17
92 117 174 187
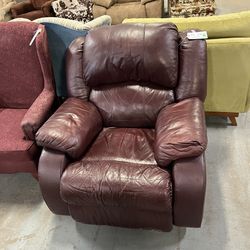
229 115 238 126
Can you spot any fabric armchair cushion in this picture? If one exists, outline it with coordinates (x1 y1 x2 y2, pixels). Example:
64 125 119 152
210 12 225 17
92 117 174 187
36 98 103 159
154 97 207 167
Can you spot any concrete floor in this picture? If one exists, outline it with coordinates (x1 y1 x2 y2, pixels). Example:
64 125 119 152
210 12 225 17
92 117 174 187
216 0 250 14
0 113 249 250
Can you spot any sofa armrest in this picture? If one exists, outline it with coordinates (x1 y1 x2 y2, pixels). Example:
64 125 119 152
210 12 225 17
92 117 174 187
41 0 55 17
10 1 34 17
0 2 16 14
94 0 115 9
141 0 155 5
21 88 55 140
36 98 103 159
154 97 207 167
173 154 206 227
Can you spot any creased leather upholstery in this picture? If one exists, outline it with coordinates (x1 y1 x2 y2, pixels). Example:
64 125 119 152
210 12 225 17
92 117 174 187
173 154 206 227
36 98 103 159
83 23 179 88
60 128 172 227
37 24 207 231
176 31 207 102
90 84 174 127
154 97 207 167
66 36 90 100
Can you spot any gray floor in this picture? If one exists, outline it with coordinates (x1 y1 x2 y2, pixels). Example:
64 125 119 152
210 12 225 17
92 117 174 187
0 113 249 250
216 0 250 14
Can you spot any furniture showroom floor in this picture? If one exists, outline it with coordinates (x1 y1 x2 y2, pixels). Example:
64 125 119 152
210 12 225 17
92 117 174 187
0 113 249 250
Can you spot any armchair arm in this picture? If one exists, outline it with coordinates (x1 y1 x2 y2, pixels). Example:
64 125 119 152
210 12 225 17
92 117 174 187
21 88 55 140
36 98 103 159
154 97 207 167
173 154 206 227
94 0 115 9
10 0 34 17
41 0 54 17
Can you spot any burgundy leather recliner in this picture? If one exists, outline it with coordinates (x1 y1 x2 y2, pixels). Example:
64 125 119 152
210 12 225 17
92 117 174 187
36 23 207 231
0 22 55 177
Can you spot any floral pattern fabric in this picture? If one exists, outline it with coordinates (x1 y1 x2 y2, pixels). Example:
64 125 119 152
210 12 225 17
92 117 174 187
52 0 94 23
170 0 216 17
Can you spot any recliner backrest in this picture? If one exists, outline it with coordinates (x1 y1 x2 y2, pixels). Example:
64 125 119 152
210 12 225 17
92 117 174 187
0 22 46 108
66 23 207 127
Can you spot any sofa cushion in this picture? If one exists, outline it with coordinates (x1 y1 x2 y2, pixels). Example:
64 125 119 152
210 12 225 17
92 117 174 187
60 128 172 212
0 109 39 173
52 0 94 23
83 23 179 88
94 0 115 8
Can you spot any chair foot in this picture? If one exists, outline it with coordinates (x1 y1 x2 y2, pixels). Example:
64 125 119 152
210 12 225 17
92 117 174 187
229 115 238 126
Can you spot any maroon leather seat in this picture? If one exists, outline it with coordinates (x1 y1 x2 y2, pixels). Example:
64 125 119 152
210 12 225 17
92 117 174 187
36 23 207 231
0 22 55 176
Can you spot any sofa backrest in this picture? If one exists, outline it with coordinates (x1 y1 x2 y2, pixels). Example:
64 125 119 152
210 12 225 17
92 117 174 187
124 11 250 39
66 23 207 127
0 22 45 108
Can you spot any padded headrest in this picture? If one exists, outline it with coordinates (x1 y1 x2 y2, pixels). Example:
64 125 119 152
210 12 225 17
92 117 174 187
83 23 179 89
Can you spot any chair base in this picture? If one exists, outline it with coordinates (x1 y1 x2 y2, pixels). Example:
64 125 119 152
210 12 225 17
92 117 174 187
205 112 239 126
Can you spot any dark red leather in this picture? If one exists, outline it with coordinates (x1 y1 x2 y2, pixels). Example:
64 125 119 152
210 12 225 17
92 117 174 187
68 205 173 231
36 98 103 160
155 97 207 167
173 154 206 227
66 37 89 100
83 23 179 89
37 24 207 231
90 84 174 127
60 127 172 230
38 148 69 215
176 32 207 102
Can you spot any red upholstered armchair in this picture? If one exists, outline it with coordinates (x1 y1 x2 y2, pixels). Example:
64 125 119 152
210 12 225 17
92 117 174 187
0 22 55 177
36 23 207 231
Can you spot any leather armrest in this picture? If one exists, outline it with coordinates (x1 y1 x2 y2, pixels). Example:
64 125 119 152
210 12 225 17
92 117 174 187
41 0 54 16
21 88 55 140
173 154 206 227
154 97 207 167
36 97 103 159
10 1 34 17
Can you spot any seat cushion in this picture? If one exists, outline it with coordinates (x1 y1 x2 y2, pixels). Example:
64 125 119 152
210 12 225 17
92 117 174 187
0 109 39 173
61 128 172 212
